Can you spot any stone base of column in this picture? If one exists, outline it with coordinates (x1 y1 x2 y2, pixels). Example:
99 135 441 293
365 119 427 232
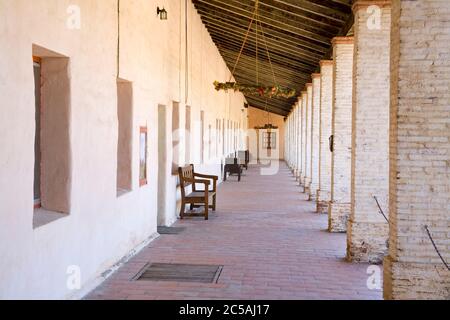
308 187 318 201
328 202 350 233
346 219 389 264
384 256 450 300
303 177 311 194
303 178 311 197
316 189 330 214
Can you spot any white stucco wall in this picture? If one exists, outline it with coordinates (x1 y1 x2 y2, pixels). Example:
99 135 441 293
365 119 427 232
0 0 246 299
247 107 285 160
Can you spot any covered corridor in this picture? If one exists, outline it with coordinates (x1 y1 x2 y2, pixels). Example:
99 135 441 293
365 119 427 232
87 163 381 300
1 0 449 301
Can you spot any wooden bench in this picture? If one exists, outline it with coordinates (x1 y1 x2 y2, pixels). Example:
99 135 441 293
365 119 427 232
238 150 250 170
178 164 218 220
224 155 243 182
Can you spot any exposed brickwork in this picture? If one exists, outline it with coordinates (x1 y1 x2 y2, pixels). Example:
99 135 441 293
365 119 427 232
87 164 381 300
291 106 297 177
301 92 308 186
347 221 389 263
347 1 391 263
384 0 450 299
317 61 334 213
310 74 321 202
296 102 302 181
328 203 351 233
328 37 354 232
304 84 313 196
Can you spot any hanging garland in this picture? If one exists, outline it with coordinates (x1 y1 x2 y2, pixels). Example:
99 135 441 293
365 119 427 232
214 81 296 99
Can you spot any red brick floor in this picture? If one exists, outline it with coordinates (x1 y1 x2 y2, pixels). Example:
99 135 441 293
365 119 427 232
87 163 382 300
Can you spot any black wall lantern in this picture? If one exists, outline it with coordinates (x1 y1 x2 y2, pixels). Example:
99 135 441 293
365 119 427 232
157 6 168 20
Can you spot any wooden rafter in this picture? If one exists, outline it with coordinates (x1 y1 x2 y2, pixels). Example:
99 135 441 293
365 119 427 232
193 0 353 115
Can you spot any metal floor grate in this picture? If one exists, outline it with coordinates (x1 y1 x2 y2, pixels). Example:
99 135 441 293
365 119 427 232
132 263 223 283
157 226 186 235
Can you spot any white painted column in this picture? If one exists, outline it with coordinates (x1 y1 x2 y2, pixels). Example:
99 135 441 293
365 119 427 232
347 0 391 263
305 83 313 194
384 0 450 299
316 60 334 212
296 100 303 181
309 74 321 201
328 37 354 232
300 92 307 188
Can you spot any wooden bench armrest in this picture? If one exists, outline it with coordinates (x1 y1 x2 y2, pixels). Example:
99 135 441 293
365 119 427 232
184 177 210 186
194 173 218 180
193 173 218 192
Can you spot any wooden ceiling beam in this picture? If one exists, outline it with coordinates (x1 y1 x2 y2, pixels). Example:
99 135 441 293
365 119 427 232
216 0 342 33
218 50 312 81
202 19 324 63
193 0 331 46
208 30 320 68
270 0 349 22
201 17 325 60
197 9 328 54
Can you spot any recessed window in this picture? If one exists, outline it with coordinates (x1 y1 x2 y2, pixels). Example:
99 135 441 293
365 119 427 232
117 79 133 196
263 132 276 150
32 45 71 229
208 124 212 160
172 102 180 174
139 127 148 187
200 111 205 164
33 56 42 210
185 106 191 164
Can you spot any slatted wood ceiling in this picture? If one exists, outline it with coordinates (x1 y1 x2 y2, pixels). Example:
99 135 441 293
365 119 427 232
193 0 354 116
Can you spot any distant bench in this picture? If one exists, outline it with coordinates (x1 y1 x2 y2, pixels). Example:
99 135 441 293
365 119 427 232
223 150 249 182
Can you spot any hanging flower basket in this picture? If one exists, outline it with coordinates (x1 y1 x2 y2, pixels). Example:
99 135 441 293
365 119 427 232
214 81 296 99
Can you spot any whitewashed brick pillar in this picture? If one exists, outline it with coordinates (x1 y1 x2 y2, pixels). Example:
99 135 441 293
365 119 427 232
287 114 291 166
296 102 302 180
291 106 296 174
291 107 296 172
347 0 391 263
284 115 291 165
300 91 307 188
317 61 334 212
384 0 450 299
305 84 313 195
310 74 321 201
291 107 297 173
328 37 354 232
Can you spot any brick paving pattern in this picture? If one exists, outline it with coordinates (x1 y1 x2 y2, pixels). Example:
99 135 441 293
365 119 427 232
87 163 382 300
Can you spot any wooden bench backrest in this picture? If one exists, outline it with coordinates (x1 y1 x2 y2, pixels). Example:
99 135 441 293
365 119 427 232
178 165 194 188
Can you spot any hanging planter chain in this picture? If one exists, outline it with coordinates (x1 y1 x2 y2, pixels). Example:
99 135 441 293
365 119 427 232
214 0 296 99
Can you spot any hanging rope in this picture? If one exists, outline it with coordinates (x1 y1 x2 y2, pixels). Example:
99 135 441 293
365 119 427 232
424 225 450 271
373 195 448 271
217 0 296 98
229 6 257 82
373 196 389 223
258 17 278 88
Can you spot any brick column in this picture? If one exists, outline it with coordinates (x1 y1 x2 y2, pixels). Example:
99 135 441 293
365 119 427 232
384 0 450 299
295 102 302 183
304 84 313 195
301 91 307 188
328 37 354 232
292 106 298 178
309 74 321 201
347 0 391 263
287 113 292 168
316 61 333 213
287 115 291 166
